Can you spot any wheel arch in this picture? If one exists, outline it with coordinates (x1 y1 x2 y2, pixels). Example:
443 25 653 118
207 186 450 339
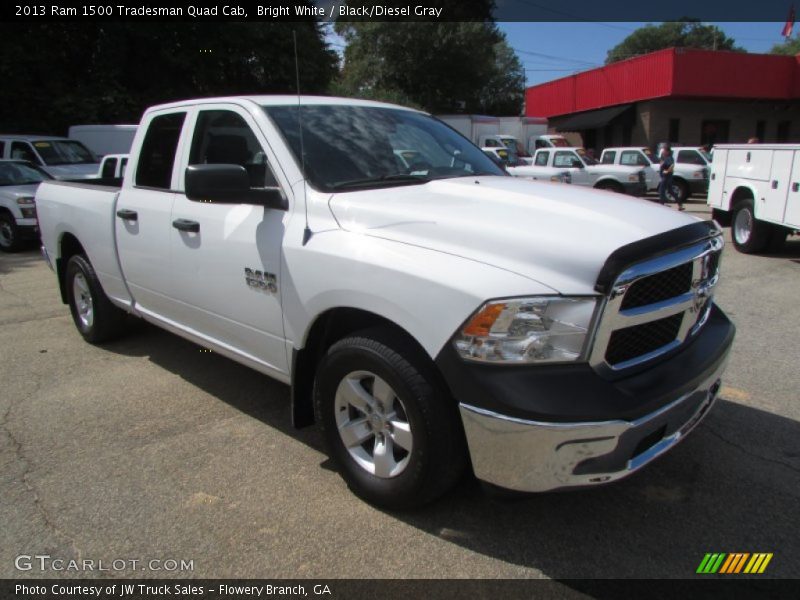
291 307 438 429
55 232 86 304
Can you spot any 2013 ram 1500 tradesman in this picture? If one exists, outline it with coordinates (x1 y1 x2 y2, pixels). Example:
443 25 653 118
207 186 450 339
36 96 735 509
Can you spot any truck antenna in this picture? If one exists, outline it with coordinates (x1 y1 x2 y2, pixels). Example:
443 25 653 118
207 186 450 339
294 29 312 246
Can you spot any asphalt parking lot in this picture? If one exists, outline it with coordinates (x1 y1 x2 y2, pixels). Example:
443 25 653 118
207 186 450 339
1 200 798 582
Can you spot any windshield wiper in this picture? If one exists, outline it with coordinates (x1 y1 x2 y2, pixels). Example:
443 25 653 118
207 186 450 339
330 173 431 191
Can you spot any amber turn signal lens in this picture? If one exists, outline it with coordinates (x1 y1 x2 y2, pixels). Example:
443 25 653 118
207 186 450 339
462 303 506 337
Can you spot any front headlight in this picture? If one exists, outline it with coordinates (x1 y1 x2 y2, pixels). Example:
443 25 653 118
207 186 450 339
453 297 598 364
693 170 704 178
628 174 639 182
16 196 35 206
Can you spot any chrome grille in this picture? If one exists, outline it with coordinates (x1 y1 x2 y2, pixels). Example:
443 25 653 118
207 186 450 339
591 234 724 372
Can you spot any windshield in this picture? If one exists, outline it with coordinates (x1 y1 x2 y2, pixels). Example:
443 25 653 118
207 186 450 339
0 161 50 186
263 105 504 192
699 149 712 163
32 140 97 165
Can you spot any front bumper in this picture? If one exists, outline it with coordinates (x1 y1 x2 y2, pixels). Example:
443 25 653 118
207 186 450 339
438 305 734 492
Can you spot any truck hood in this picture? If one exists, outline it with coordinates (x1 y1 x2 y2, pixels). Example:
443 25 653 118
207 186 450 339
44 164 99 179
0 183 41 199
328 176 700 294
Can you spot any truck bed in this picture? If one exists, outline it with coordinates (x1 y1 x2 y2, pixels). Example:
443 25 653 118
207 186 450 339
36 179 132 308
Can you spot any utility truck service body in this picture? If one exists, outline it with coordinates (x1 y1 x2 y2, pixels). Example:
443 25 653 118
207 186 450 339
708 143 799 253
37 96 734 508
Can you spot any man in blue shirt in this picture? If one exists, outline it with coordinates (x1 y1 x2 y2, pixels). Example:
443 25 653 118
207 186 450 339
659 146 683 210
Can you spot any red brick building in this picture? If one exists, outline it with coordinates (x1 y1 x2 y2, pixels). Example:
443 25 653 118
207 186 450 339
524 48 800 152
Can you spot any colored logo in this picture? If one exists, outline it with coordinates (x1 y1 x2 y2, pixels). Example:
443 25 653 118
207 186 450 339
697 553 773 574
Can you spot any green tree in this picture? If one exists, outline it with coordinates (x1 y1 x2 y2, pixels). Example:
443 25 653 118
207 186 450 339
0 17 338 135
605 20 744 64
335 19 525 115
770 36 800 55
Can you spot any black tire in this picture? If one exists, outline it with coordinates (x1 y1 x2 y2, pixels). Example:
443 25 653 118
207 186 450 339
595 181 623 194
670 179 689 204
711 208 732 227
314 327 466 510
65 254 127 343
731 200 771 254
767 225 789 253
0 212 22 252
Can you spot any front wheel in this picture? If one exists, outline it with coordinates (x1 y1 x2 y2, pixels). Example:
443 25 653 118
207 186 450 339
670 179 688 204
0 213 22 252
732 200 771 254
65 254 127 343
315 328 466 509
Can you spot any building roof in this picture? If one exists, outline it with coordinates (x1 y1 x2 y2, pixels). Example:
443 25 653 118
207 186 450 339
525 48 800 119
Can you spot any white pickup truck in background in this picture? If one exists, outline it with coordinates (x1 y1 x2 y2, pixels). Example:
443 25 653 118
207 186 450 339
0 159 51 251
508 147 648 195
36 96 734 509
708 143 799 253
0 135 100 179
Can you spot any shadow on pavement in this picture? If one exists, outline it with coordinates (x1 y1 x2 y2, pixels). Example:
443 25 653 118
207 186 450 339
102 318 799 580
0 246 44 275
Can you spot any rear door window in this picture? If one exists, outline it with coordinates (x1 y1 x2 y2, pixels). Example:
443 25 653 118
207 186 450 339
621 150 648 166
677 150 705 165
553 151 579 168
135 112 186 189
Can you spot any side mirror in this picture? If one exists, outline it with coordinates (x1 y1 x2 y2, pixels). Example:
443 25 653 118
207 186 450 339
185 164 288 210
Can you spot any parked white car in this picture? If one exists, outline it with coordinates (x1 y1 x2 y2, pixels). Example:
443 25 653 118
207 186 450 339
0 160 51 251
509 147 647 195
36 95 733 508
707 143 799 253
0 135 99 179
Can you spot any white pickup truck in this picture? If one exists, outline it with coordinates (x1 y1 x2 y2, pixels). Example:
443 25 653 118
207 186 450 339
508 147 648 195
0 160 51 251
708 143 799 253
36 96 734 509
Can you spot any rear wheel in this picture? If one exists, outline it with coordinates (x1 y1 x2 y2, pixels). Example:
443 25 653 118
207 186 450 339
732 200 771 254
66 254 127 343
315 328 466 509
670 179 689 204
0 213 22 252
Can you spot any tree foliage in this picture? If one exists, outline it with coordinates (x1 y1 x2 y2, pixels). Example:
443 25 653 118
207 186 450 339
335 19 525 115
0 18 337 134
605 20 744 64
770 36 800 55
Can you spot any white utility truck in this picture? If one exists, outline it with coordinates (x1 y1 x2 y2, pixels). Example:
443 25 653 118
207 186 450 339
36 96 734 509
708 143 799 253
509 147 648 195
68 125 138 158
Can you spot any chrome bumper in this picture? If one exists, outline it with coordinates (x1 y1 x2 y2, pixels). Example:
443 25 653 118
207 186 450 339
459 358 727 493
